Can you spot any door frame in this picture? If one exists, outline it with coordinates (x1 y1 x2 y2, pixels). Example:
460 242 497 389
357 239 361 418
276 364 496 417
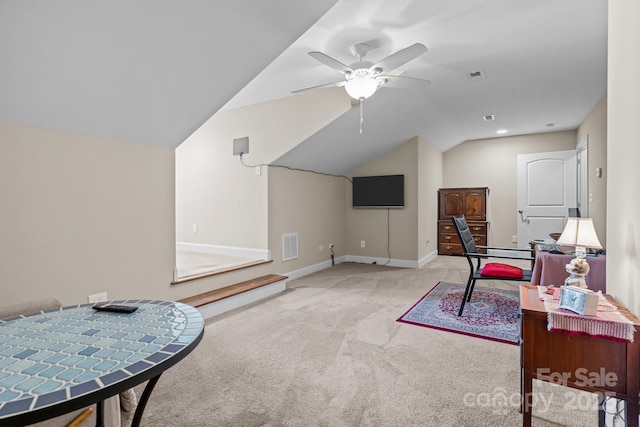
577 135 589 217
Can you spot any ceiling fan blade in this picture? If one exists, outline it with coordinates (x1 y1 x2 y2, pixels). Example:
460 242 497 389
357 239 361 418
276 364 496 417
291 80 346 94
370 43 428 73
378 74 431 89
309 51 354 74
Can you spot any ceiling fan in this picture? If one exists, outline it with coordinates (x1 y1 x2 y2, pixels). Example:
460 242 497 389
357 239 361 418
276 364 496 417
293 42 430 133
293 42 429 99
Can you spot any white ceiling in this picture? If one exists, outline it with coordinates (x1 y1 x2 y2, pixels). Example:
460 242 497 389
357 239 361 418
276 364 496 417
1 0 607 175
0 0 339 148
226 0 608 174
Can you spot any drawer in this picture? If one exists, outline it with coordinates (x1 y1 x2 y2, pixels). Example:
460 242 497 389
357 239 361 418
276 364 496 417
439 222 457 234
467 223 487 236
440 233 458 245
439 242 463 255
447 234 486 246
439 221 487 236
439 240 487 255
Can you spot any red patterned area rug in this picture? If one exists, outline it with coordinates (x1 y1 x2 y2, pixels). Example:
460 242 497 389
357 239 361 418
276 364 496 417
397 282 520 345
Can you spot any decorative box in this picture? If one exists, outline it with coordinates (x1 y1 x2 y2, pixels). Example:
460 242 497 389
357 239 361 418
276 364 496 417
559 286 599 316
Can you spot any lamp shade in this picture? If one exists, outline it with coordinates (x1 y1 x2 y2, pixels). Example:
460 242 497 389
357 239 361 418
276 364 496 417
556 217 602 249
345 77 378 99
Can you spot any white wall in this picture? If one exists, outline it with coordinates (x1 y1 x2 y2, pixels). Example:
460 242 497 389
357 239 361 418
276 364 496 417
606 0 640 314
0 121 176 306
442 130 577 247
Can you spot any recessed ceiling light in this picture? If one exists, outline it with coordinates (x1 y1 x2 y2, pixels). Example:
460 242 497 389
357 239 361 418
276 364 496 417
496 129 508 134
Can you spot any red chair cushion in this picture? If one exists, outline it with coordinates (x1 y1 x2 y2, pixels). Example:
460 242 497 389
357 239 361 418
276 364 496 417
480 263 524 279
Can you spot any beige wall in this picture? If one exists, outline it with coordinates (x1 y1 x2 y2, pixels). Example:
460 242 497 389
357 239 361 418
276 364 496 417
0 122 176 306
607 0 640 314
346 139 418 261
268 167 345 269
577 93 607 244
443 130 577 247
171 156 348 295
175 88 350 249
418 137 443 259
2 27 620 309
345 137 442 263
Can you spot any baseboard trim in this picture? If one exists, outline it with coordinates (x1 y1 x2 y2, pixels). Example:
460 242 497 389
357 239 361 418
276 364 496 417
418 250 439 267
284 253 437 279
177 242 271 261
343 255 418 269
283 258 345 281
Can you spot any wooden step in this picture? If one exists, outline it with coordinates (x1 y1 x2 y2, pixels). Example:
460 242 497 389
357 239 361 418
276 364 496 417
178 274 288 308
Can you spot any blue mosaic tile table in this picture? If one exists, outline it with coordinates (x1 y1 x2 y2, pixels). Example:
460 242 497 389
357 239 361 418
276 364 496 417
0 300 204 426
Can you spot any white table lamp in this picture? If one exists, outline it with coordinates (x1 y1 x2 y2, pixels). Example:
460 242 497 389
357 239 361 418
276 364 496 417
556 217 602 289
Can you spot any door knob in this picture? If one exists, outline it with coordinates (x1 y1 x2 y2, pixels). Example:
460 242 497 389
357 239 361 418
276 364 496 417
518 210 527 221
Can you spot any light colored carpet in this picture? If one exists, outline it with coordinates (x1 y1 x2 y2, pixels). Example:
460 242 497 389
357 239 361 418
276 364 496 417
139 256 603 426
176 250 259 278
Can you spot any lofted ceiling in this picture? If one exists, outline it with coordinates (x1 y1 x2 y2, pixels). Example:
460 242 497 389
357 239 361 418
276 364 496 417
1 0 607 176
225 0 608 175
0 0 339 148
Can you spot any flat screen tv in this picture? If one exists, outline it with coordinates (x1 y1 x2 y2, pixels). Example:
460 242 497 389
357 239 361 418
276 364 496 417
352 174 404 208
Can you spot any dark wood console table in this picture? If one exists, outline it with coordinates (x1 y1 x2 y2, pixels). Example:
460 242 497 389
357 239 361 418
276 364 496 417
520 285 640 426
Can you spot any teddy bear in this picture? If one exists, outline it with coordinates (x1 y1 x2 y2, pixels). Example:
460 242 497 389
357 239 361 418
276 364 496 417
564 257 590 288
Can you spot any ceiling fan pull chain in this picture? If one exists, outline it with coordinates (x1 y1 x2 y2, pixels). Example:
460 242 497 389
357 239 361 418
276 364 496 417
359 98 364 134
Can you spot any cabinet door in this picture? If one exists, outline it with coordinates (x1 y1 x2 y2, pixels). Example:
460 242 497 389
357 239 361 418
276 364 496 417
439 191 461 218
462 189 486 220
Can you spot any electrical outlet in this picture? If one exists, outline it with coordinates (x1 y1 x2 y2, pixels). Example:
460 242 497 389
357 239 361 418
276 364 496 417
329 243 334 249
319 245 324 251
192 223 198 233
88 292 108 303
361 240 366 248
512 235 518 243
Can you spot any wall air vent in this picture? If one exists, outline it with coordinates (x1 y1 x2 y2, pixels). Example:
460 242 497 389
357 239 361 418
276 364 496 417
468 70 486 82
282 233 299 261
483 115 495 121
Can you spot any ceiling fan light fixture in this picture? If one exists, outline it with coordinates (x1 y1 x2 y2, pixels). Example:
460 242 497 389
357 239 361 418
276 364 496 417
345 77 378 100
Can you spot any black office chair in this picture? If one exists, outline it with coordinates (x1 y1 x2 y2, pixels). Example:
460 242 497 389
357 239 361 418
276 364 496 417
452 215 534 316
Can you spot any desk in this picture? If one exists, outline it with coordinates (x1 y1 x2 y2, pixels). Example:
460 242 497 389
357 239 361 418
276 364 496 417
530 251 606 293
0 300 204 427
520 285 640 426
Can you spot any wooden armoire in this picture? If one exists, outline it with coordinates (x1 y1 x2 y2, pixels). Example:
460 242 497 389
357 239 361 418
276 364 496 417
438 187 488 255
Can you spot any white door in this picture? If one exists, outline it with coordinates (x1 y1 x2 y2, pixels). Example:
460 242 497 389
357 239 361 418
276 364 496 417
517 150 577 248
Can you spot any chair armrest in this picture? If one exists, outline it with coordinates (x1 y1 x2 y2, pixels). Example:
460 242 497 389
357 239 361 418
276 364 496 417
464 253 534 262
476 245 533 253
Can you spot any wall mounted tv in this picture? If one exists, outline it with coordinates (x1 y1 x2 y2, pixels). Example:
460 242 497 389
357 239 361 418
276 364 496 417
352 174 404 208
